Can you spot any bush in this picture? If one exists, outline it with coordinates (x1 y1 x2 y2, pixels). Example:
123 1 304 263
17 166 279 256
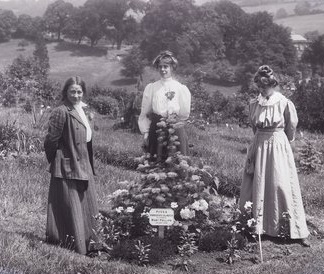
292 78 324 132
88 95 119 116
2 87 18 107
297 139 323 174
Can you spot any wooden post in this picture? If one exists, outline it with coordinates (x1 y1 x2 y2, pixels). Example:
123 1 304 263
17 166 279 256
158 226 165 238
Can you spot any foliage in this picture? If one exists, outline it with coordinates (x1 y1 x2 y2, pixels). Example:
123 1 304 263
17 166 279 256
0 9 17 42
170 230 198 272
301 35 324 76
15 15 44 40
296 138 323 174
121 46 147 80
291 78 324 132
275 8 288 19
88 95 119 116
133 240 151 266
43 0 74 40
140 0 198 61
294 1 311 16
84 0 145 49
0 120 43 158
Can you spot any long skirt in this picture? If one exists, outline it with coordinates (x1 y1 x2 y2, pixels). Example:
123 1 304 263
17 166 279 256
147 113 188 160
46 176 99 254
239 129 309 239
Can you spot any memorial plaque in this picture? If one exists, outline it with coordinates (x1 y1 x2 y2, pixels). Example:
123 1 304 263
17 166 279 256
149 208 174 226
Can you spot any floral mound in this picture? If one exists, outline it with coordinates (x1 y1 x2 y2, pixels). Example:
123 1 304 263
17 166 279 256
92 115 251 267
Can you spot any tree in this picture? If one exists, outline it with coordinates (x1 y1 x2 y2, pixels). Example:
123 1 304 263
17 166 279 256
275 8 288 19
84 0 145 49
141 0 198 60
121 46 147 82
210 0 249 64
236 12 297 86
294 1 311 16
33 37 50 79
0 9 18 42
15 14 45 40
302 35 324 76
43 0 74 40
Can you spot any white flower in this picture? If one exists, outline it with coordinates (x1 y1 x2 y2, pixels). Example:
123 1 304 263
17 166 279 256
190 199 208 212
115 206 124 213
112 189 128 197
173 220 182 226
190 200 200 211
199 199 209 211
231 225 237 232
247 218 256 227
244 201 253 210
141 212 150 218
191 175 200 181
126 206 135 213
180 207 196 219
171 202 178 209
167 172 178 178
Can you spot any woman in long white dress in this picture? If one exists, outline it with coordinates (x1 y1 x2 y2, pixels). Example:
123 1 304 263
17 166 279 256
138 50 191 161
239 65 310 246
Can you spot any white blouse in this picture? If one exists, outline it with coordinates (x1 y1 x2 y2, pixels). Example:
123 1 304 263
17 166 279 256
138 78 191 134
74 101 92 142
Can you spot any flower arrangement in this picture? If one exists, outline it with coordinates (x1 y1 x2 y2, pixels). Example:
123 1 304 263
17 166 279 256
93 114 255 266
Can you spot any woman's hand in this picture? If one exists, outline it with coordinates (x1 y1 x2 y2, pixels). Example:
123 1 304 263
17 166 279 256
290 141 297 153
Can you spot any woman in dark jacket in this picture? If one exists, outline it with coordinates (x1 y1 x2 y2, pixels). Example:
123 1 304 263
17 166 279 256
44 76 98 255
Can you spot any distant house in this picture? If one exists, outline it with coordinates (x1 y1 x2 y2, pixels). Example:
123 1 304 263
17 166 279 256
291 34 309 59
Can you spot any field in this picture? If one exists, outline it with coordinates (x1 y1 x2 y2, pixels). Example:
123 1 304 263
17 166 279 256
275 13 324 35
241 2 324 35
242 2 297 15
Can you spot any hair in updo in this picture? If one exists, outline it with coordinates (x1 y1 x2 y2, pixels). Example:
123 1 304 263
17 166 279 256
62 76 86 100
253 65 278 88
152 50 178 70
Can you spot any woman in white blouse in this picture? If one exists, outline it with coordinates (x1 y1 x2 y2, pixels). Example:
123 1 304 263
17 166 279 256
239 65 310 247
138 51 191 160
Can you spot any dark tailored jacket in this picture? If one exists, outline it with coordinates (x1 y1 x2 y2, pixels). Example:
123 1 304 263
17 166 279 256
44 101 95 180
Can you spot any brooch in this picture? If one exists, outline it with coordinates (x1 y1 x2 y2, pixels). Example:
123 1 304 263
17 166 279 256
165 91 175 101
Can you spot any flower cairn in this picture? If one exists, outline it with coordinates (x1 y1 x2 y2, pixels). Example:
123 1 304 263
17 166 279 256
109 113 218 234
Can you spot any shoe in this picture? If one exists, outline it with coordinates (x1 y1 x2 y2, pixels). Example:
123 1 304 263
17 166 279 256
299 239 311 247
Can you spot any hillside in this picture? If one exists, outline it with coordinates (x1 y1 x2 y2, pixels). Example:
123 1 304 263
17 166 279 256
0 0 86 16
275 13 324 35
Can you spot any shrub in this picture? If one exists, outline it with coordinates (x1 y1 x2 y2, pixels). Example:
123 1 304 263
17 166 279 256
297 138 323 174
0 120 43 158
88 95 119 116
2 87 18 107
